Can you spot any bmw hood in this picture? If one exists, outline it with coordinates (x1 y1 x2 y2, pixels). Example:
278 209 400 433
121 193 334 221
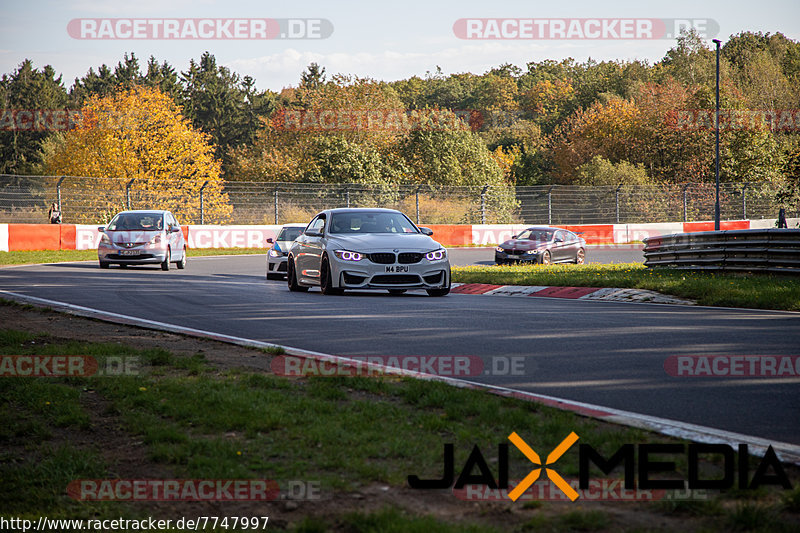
327 233 442 252
500 239 548 251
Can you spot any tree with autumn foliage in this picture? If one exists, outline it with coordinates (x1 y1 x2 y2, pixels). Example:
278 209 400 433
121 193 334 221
43 86 231 223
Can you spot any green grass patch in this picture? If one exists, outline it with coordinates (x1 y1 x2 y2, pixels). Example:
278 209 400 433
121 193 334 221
452 263 800 311
2 320 798 530
0 248 266 265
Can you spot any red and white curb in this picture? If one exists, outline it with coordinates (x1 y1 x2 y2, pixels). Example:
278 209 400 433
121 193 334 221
451 283 695 305
1 289 797 465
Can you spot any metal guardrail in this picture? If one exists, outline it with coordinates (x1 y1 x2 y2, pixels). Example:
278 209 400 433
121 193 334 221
643 229 800 274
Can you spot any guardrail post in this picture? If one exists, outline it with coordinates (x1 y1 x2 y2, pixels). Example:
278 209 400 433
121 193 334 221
56 176 65 214
547 186 554 225
682 184 689 222
480 185 490 224
274 188 279 224
415 187 420 224
742 184 748 220
126 178 135 210
345 188 350 208
615 184 622 223
199 180 209 224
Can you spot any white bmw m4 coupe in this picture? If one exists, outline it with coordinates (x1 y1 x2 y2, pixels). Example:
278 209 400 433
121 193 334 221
287 208 451 296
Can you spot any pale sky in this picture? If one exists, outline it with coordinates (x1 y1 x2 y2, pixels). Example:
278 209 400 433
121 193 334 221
1 0 798 92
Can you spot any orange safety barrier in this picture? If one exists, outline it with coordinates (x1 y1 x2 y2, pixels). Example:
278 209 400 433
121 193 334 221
8 224 63 251
425 224 472 246
559 224 614 245
683 220 751 233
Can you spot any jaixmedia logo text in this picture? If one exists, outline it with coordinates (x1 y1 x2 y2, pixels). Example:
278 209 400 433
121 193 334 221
408 432 792 502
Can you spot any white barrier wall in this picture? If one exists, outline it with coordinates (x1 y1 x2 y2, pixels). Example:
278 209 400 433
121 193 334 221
0 224 8 252
612 223 684 244
188 225 282 249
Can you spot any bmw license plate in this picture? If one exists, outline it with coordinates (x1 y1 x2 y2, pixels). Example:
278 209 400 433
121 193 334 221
507 254 519 259
119 250 140 256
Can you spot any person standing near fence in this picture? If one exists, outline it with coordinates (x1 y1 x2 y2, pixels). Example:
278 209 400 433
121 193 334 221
48 202 62 224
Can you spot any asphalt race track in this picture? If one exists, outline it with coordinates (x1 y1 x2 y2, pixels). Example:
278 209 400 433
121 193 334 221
1 250 798 448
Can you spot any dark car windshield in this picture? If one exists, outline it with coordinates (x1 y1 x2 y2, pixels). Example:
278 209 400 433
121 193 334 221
107 213 163 231
516 229 553 241
278 227 304 241
329 212 419 234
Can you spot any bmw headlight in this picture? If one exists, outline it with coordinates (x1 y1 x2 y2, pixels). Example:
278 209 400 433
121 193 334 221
425 248 447 261
334 250 364 261
268 248 282 258
495 246 504 253
525 250 538 255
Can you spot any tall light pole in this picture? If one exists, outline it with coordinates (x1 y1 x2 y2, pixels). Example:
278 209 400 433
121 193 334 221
713 38 722 231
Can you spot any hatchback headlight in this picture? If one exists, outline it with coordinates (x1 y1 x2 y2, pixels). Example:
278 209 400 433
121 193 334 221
149 235 162 245
334 250 364 261
100 233 111 245
425 248 447 261
268 248 282 258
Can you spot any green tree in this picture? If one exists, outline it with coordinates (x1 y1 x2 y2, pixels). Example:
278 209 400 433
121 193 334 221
0 59 70 174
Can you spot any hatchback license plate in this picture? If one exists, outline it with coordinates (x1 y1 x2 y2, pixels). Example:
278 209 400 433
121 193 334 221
119 250 140 256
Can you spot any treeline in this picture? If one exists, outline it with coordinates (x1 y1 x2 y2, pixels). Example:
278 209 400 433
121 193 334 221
1 30 799 204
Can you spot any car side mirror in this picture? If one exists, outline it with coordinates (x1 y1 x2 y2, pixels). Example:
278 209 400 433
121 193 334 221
511 234 517 239
305 230 322 237
555 237 563 243
171 226 181 233
266 237 274 244
420 227 433 236
97 226 105 232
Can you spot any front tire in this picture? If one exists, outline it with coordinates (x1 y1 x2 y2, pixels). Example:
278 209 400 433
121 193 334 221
539 250 551 265
287 257 308 292
161 248 171 271
99 261 109 269
320 256 343 295
575 248 585 264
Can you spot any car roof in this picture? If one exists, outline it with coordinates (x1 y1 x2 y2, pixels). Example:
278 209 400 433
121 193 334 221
523 226 567 231
322 208 403 215
280 223 308 228
114 210 169 215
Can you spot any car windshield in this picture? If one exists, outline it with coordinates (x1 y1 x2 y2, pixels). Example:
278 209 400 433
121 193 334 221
107 213 163 231
278 227 304 241
517 229 553 241
329 212 418 234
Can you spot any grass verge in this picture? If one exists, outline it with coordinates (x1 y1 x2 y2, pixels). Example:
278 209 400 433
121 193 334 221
452 263 800 311
1 315 799 531
0 248 266 265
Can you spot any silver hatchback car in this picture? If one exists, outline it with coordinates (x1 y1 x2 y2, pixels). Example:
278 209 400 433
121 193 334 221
97 210 187 270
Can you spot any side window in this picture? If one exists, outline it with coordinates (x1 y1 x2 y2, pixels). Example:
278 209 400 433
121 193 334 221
306 216 326 234
555 230 567 242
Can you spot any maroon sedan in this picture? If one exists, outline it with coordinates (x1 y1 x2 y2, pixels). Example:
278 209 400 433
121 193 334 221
495 226 586 265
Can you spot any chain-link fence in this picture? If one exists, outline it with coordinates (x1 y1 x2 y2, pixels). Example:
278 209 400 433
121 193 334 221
0 174 793 226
